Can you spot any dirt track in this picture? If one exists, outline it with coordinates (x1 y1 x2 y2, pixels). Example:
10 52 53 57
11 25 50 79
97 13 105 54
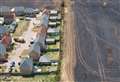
61 0 76 82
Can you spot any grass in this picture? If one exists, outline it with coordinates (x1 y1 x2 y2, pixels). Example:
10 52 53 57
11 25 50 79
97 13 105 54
47 35 60 41
13 20 29 37
1 74 58 82
0 65 6 73
47 42 60 50
38 66 58 72
45 52 60 60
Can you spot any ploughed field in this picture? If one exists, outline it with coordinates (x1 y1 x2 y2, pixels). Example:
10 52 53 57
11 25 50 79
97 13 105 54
74 0 120 82
0 0 53 8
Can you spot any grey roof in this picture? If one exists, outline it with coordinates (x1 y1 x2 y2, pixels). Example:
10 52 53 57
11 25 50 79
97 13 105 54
47 28 59 33
35 35 46 44
14 6 25 12
0 26 7 35
46 38 55 42
20 58 33 74
40 14 49 28
50 10 58 14
14 6 25 16
30 42 41 55
25 8 34 13
0 6 10 12
0 43 6 57
39 55 50 63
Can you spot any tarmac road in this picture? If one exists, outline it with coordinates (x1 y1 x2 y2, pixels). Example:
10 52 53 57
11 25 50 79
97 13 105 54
73 0 120 82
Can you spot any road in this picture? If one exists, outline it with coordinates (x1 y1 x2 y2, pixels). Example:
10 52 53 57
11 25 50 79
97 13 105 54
61 0 76 82
73 0 120 82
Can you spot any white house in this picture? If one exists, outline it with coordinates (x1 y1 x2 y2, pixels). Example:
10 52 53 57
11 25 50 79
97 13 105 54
39 55 50 63
47 28 59 35
49 16 57 21
24 8 35 17
48 21 57 27
0 17 4 25
46 38 56 44
49 10 58 16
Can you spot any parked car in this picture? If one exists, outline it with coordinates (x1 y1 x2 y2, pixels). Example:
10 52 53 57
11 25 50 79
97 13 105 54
25 17 31 21
14 37 25 43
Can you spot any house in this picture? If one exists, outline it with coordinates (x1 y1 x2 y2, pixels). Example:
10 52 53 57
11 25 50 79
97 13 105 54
14 7 25 16
34 13 49 27
8 21 17 33
39 55 50 63
20 58 33 75
36 26 47 47
24 8 36 17
47 28 59 35
1 32 12 49
0 26 7 39
57 13 62 21
40 14 49 28
34 8 40 14
29 42 41 61
49 16 57 21
0 17 4 25
4 11 16 25
0 6 11 16
49 10 58 16
35 13 49 45
0 43 7 61
48 21 57 27
45 38 56 44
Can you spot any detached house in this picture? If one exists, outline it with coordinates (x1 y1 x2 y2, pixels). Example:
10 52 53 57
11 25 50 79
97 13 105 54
35 12 49 48
29 12 49 61
29 42 41 61
0 6 11 16
0 43 7 61
4 8 16 24
20 58 33 75
14 7 25 16
1 32 12 49
24 8 35 17
0 26 7 39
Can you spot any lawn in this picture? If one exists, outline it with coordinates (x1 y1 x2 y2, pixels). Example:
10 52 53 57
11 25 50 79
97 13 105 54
1 74 58 82
13 20 29 37
47 42 60 50
45 52 60 60
47 35 60 41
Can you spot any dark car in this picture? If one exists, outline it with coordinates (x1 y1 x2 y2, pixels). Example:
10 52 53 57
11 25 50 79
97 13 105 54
14 37 26 43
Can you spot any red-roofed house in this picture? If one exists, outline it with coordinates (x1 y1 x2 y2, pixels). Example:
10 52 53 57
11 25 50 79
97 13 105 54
1 32 12 48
